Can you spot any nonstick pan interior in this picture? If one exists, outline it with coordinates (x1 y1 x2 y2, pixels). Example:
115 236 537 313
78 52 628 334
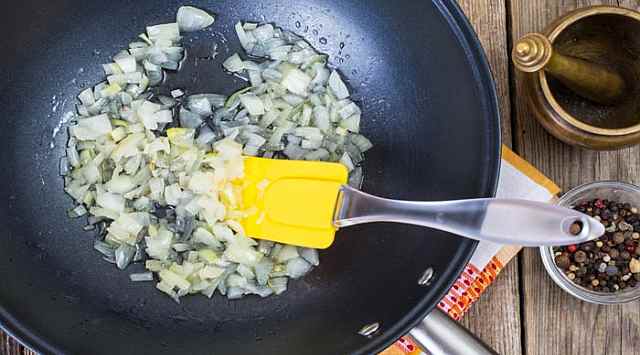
0 1 500 354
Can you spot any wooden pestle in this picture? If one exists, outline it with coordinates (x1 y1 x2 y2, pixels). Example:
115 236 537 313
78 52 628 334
512 33 626 105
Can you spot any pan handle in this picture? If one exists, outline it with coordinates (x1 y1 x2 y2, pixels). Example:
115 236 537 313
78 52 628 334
407 309 498 355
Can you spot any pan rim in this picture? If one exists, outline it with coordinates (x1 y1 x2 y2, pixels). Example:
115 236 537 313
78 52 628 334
0 0 502 353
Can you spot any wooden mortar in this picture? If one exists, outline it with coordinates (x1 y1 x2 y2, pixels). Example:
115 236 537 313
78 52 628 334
512 6 640 150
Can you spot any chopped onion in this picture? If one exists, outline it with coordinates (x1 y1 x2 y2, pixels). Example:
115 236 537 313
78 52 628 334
328 70 350 99
176 6 215 32
281 69 311 96
299 247 320 266
239 93 265 116
269 277 288 295
130 272 154 282
179 107 203 128
114 55 137 73
115 244 136 269
171 89 184 98
62 13 374 303
186 95 213 116
223 53 244 73
70 114 113 141
286 257 312 278
147 23 180 42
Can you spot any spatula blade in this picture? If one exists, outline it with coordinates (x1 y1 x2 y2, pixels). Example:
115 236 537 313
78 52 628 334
240 157 348 249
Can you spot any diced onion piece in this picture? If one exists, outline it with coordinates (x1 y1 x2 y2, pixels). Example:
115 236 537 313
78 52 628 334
130 272 154 282
155 109 173 124
111 133 145 161
193 228 222 249
167 128 195 147
276 245 299 263
224 235 261 266
186 95 213 116
269 277 288 295
146 228 173 261
114 55 137 73
339 114 360 133
223 53 244 73
176 6 215 32
351 134 373 152
138 100 162 130
253 24 274 42
78 88 95 106
235 22 256 52
147 23 180 42
70 114 113 141
239 93 265 116
179 107 203 129
96 191 125 213
171 89 184 98
188 171 216 194
339 152 355 172
281 68 311 96
103 63 123 75
107 175 136 194
286 257 312 278
159 269 190 290
328 70 350 99
164 183 182 206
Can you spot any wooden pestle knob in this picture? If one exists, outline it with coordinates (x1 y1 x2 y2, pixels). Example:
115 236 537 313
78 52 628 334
512 33 626 105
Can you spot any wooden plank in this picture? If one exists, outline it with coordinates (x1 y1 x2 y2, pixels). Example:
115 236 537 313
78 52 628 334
455 1 522 354
460 262 523 355
1 332 35 355
510 0 640 354
0 1 519 354
457 0 513 147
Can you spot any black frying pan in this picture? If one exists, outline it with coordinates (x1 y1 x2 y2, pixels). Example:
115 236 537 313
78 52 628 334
0 0 500 354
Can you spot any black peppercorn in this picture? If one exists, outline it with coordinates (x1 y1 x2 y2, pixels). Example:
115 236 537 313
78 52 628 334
555 254 571 270
569 222 582 236
553 198 640 293
574 251 587 263
581 242 594 252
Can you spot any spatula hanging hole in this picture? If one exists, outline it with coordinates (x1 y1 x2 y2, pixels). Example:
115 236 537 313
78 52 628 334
358 322 380 338
569 221 583 236
562 216 589 239
418 267 435 286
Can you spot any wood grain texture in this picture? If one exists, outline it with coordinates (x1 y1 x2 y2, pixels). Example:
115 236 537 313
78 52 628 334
511 0 640 354
458 0 513 147
0 1 520 354
460 261 523 355
1 332 35 355
455 1 522 354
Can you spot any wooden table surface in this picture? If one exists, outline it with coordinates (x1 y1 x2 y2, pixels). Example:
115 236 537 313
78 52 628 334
3 1 640 354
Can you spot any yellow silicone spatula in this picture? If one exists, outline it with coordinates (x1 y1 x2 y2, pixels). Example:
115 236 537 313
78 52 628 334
240 157 348 249
239 157 604 249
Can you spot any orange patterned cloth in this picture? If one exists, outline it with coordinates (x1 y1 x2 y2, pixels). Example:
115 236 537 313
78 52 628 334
381 146 559 355
381 252 516 355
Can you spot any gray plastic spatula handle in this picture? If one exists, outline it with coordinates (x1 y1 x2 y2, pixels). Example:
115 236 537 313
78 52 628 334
334 185 604 246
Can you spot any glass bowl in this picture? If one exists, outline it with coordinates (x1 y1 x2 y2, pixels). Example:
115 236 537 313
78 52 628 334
540 181 640 304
